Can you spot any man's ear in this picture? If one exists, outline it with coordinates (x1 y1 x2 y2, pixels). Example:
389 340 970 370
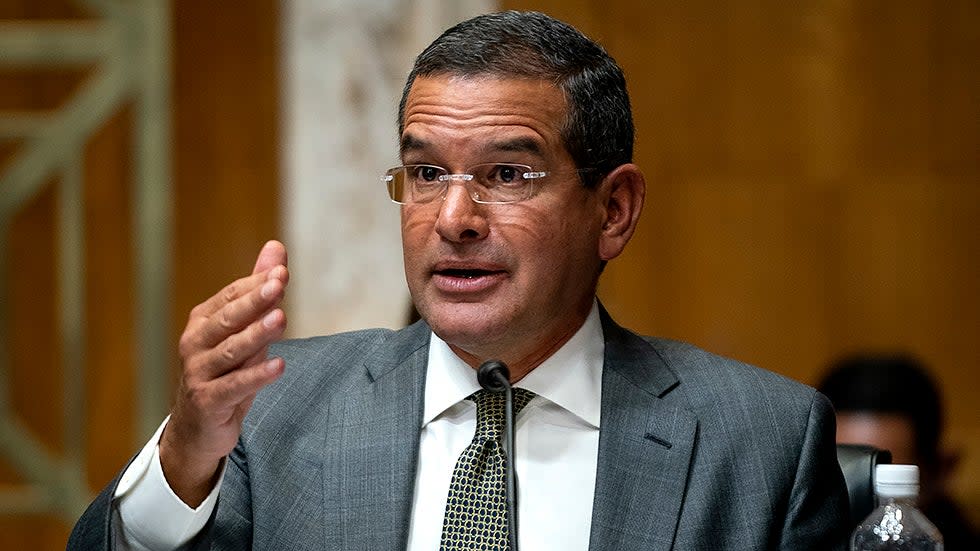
597 163 646 261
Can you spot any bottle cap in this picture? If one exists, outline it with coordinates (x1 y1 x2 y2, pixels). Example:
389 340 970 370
875 464 919 498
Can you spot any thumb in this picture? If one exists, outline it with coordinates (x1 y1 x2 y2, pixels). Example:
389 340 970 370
252 240 288 275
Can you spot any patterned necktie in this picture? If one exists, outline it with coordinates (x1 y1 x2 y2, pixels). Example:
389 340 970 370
440 387 535 550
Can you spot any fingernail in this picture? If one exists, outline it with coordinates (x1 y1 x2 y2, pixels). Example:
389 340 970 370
266 358 282 373
261 280 277 299
262 310 280 328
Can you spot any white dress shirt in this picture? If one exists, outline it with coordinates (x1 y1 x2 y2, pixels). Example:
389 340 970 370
115 303 604 550
409 303 603 550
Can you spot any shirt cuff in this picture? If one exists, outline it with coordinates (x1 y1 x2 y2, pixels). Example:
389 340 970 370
114 416 227 549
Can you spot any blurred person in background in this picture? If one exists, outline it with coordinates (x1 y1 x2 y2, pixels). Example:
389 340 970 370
819 353 979 548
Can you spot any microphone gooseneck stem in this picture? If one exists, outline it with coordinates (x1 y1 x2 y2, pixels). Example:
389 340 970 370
478 360 519 551
504 384 518 551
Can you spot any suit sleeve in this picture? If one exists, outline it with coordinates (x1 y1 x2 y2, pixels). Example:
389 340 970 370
66 417 224 551
778 391 851 550
67 472 119 550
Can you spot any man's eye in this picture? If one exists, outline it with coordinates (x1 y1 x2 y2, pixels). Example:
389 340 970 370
415 166 441 181
487 164 521 184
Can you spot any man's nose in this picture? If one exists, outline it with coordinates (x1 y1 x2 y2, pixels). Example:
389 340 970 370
433 181 489 242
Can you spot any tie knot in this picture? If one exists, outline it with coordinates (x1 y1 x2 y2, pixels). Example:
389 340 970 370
470 388 535 439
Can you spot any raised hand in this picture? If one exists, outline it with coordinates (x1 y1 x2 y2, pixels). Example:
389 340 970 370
159 240 289 506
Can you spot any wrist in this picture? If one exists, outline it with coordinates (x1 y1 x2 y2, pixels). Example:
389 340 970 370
158 426 224 507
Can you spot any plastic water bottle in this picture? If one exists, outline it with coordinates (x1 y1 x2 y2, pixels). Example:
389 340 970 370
850 464 944 550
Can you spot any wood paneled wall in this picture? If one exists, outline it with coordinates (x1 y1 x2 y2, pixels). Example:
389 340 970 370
1 0 279 547
505 0 979 521
171 0 281 315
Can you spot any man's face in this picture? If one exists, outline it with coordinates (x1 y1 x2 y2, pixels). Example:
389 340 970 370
399 75 607 374
836 412 918 465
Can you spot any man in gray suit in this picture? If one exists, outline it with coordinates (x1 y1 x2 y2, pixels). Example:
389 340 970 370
69 11 849 550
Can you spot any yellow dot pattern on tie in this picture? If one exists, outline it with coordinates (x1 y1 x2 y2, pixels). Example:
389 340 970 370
440 388 535 550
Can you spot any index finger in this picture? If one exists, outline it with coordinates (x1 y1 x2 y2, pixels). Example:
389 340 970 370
253 240 288 275
191 264 286 322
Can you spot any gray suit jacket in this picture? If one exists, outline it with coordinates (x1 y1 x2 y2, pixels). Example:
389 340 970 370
68 310 849 550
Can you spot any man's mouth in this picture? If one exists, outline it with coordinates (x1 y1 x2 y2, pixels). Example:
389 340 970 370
431 265 507 293
437 268 497 279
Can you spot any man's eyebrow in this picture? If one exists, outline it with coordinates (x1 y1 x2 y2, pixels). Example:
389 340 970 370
486 137 543 156
400 134 428 156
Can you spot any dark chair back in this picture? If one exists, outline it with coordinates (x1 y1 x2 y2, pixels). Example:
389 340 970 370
836 443 892 526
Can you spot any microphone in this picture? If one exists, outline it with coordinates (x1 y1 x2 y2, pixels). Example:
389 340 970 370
477 360 519 551
477 359 510 392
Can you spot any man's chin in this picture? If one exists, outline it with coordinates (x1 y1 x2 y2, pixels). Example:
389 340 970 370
424 308 510 355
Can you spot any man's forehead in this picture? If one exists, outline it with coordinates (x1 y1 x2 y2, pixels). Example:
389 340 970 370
400 75 567 156
403 74 566 117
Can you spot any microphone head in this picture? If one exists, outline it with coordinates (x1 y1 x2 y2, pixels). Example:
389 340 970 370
477 360 511 393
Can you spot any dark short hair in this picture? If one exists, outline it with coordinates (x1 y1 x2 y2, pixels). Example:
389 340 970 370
397 10 633 188
817 353 942 466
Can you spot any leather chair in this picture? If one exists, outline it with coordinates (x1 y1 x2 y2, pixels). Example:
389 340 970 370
836 443 892 526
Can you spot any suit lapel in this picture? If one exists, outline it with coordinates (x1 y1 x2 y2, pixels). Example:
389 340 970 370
321 322 430 549
589 310 698 551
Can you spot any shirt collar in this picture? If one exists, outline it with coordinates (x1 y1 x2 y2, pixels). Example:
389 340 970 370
423 301 604 429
